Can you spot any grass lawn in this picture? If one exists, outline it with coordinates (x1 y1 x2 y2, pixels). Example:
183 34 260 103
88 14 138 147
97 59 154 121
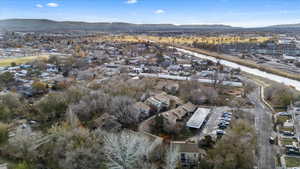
285 157 300 168
279 127 294 132
281 138 296 146
0 55 49 67
277 116 292 124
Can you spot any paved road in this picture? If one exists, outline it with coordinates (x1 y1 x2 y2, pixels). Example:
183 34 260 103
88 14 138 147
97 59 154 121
248 87 275 169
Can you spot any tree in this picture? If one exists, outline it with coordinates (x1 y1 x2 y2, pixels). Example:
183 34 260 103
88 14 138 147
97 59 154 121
0 123 8 144
69 90 110 122
109 96 139 127
204 120 255 169
265 84 295 107
14 161 32 169
10 62 17 67
62 148 105 169
0 93 23 121
32 81 48 95
152 115 164 134
8 126 43 160
0 71 14 87
34 93 68 125
103 131 162 169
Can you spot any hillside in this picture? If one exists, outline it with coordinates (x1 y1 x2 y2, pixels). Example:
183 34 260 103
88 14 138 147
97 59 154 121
0 19 235 32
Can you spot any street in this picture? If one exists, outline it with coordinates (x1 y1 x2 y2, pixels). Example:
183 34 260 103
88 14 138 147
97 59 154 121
248 87 276 169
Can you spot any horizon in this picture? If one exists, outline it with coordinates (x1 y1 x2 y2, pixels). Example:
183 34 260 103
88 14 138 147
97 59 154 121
1 0 300 28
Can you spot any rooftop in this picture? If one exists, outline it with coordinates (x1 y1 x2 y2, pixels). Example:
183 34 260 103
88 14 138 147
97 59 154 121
186 108 210 129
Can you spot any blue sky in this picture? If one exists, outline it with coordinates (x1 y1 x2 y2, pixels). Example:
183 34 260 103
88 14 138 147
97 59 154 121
1 0 300 27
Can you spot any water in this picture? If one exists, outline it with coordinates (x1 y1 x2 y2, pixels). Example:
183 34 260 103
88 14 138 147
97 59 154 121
176 48 300 91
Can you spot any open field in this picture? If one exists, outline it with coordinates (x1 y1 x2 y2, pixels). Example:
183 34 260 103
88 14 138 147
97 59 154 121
143 35 270 45
90 35 270 44
0 55 49 67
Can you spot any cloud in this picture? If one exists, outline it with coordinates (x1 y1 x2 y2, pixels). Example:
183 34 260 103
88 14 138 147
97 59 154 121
47 3 59 7
126 0 138 4
154 9 165 14
36 4 43 8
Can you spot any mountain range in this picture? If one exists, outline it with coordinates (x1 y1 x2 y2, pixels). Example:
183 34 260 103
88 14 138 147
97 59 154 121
1 19 300 32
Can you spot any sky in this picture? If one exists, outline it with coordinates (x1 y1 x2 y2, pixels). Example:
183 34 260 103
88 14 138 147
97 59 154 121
1 0 300 27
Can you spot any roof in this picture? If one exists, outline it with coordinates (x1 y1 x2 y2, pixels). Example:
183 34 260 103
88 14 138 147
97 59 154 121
171 141 201 153
154 92 170 105
186 108 210 129
182 102 197 113
162 103 196 124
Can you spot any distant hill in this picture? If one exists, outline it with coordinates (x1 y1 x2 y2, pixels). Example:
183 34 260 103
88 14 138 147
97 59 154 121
268 23 300 28
0 19 237 32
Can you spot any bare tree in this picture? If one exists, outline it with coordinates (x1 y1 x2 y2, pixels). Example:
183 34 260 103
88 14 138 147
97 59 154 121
8 126 43 159
70 90 111 121
165 144 179 169
103 131 162 169
109 96 140 127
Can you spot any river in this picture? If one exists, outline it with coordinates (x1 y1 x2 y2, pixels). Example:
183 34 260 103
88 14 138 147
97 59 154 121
176 48 300 91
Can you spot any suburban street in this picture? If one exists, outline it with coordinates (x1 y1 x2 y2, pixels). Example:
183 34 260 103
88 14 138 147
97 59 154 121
248 87 276 169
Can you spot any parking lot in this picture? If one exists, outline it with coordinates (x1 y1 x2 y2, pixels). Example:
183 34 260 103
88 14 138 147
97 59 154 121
196 106 231 139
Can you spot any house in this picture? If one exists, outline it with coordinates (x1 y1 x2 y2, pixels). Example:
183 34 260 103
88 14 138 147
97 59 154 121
134 102 151 119
145 92 171 112
171 141 206 168
162 103 196 130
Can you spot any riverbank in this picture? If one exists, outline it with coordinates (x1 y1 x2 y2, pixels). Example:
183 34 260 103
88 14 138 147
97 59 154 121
171 45 300 82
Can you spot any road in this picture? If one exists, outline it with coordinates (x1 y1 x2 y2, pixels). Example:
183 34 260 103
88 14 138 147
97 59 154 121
248 87 276 169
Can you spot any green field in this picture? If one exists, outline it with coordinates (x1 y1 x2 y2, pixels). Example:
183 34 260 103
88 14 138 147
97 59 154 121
285 157 300 168
0 55 49 67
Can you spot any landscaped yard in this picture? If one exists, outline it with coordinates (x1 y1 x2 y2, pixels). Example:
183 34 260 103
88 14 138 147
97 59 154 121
0 55 49 67
279 127 294 132
281 138 296 146
277 116 292 124
285 156 300 168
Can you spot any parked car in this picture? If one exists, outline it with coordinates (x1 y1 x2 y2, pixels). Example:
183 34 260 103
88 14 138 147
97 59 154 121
219 120 230 126
216 130 226 135
282 131 295 136
223 112 232 115
219 125 227 129
277 112 291 116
